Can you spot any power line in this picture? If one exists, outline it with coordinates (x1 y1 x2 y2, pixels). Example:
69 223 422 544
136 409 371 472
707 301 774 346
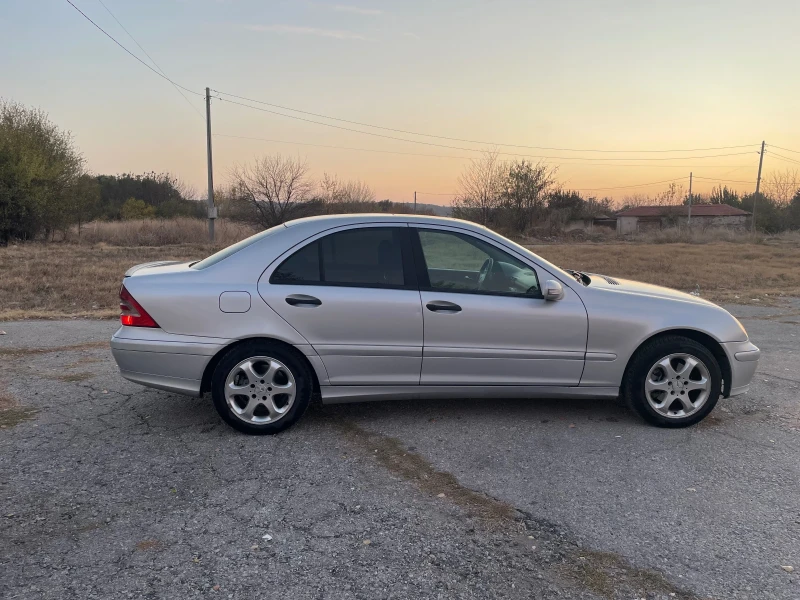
214 133 471 160
211 90 758 155
768 151 800 166
571 177 689 192
95 0 204 118
63 0 201 97
769 144 800 155
215 132 754 169
415 192 458 196
692 175 754 184
213 97 756 162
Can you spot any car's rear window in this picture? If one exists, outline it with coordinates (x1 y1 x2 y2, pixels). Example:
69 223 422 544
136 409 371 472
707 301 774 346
192 226 282 270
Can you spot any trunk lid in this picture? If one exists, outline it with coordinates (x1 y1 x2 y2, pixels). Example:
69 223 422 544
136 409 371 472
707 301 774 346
124 261 194 277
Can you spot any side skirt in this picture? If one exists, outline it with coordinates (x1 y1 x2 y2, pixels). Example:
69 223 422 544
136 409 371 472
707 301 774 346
320 385 620 404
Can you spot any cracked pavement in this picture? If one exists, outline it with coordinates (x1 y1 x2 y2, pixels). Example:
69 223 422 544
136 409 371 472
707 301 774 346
1 303 799 599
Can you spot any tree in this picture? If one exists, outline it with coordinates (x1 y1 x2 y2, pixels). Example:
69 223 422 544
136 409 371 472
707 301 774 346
708 185 741 207
66 174 101 235
763 169 799 205
121 197 156 220
451 151 506 225
95 172 200 220
0 99 85 243
501 160 557 230
319 173 375 211
230 155 315 227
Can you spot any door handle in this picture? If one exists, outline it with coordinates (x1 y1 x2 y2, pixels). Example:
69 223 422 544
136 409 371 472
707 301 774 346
426 300 462 313
285 294 322 307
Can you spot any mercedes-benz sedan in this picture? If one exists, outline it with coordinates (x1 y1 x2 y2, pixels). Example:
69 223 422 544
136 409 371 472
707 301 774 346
111 214 760 434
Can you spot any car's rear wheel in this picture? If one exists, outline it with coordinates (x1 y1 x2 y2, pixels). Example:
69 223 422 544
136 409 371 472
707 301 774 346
622 335 722 427
211 341 312 435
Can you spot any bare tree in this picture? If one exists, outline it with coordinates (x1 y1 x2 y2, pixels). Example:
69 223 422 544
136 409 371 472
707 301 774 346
230 155 315 227
764 169 799 205
319 173 375 210
452 151 506 225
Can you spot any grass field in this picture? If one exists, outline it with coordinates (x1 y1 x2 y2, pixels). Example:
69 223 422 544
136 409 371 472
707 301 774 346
1 238 799 320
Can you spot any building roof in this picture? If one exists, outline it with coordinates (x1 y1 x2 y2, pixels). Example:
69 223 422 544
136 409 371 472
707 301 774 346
616 204 751 218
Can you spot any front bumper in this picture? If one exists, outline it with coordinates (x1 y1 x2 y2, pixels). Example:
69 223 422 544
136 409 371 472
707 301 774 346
110 327 226 397
720 340 760 397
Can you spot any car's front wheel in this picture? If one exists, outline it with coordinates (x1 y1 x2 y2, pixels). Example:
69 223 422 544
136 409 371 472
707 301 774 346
211 341 312 435
622 335 722 427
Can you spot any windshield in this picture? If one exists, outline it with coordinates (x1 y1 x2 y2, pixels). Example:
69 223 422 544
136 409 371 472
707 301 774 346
192 225 283 270
494 235 576 283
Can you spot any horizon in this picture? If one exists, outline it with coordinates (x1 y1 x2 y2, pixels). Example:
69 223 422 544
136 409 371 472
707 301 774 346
2 0 799 204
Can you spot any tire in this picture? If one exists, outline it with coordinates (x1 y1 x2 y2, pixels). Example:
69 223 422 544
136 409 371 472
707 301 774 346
211 341 313 435
622 335 722 428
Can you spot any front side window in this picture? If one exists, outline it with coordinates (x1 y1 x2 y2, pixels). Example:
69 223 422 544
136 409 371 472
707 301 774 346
271 227 406 287
416 229 540 296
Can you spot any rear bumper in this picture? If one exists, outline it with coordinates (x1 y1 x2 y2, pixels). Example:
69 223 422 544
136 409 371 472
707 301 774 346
721 340 760 397
110 327 224 397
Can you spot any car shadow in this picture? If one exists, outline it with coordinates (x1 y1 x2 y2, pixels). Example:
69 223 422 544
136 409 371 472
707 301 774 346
306 395 640 428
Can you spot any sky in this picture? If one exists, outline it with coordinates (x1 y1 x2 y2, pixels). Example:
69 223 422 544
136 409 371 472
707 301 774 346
2 0 799 204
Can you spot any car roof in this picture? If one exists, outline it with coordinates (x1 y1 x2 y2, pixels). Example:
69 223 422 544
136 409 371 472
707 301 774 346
282 213 489 234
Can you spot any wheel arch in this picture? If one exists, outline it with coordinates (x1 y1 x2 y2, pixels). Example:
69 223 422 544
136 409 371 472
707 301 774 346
201 337 321 396
623 329 732 398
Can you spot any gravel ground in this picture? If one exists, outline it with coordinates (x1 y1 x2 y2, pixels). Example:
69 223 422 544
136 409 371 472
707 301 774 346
1 303 798 599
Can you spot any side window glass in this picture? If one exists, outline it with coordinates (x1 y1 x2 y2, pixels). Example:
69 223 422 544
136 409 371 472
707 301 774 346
417 230 540 296
271 241 320 283
270 228 405 287
321 228 404 286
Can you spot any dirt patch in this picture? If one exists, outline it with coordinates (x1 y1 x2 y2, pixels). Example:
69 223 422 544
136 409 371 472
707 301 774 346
135 539 163 551
0 392 37 428
563 549 701 600
336 420 517 526
0 340 108 358
53 372 94 383
338 420 704 599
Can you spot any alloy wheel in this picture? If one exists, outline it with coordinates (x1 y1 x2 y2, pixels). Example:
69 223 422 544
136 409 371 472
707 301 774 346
644 353 711 419
224 356 297 425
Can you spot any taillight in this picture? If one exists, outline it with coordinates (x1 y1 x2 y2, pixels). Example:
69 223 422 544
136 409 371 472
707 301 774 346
119 284 159 328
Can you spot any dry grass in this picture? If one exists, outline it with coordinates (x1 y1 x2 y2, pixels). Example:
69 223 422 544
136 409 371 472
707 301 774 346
1 236 799 320
71 218 256 247
0 244 206 320
530 240 800 304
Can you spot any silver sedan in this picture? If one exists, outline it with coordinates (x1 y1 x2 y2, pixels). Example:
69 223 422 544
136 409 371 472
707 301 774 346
111 214 760 434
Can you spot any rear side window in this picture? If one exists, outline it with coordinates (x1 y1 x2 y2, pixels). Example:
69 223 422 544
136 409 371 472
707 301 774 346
270 227 406 288
270 241 320 283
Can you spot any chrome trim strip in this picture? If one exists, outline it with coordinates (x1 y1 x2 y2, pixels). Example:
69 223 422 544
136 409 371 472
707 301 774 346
313 345 422 357
422 348 585 360
585 352 617 362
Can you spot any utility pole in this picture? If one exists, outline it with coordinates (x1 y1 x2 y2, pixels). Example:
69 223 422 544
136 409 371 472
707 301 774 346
205 87 216 242
414 191 417 214
687 172 693 226
752 140 765 233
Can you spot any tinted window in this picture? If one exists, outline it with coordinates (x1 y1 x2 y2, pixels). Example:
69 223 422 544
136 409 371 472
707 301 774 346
271 241 320 283
270 228 405 287
417 229 540 296
322 228 404 286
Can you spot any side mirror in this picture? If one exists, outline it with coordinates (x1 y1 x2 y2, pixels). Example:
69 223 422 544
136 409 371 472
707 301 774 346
543 280 565 301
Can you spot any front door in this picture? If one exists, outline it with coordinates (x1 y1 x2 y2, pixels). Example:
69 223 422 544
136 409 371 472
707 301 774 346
259 225 423 385
412 226 587 386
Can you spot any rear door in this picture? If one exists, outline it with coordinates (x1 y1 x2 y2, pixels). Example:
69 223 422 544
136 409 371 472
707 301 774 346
411 226 587 386
258 225 423 385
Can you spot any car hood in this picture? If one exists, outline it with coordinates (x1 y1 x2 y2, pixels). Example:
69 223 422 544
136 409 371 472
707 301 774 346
586 273 717 306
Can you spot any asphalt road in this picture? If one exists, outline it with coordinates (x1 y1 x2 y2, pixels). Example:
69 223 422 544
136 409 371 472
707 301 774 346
1 302 798 600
